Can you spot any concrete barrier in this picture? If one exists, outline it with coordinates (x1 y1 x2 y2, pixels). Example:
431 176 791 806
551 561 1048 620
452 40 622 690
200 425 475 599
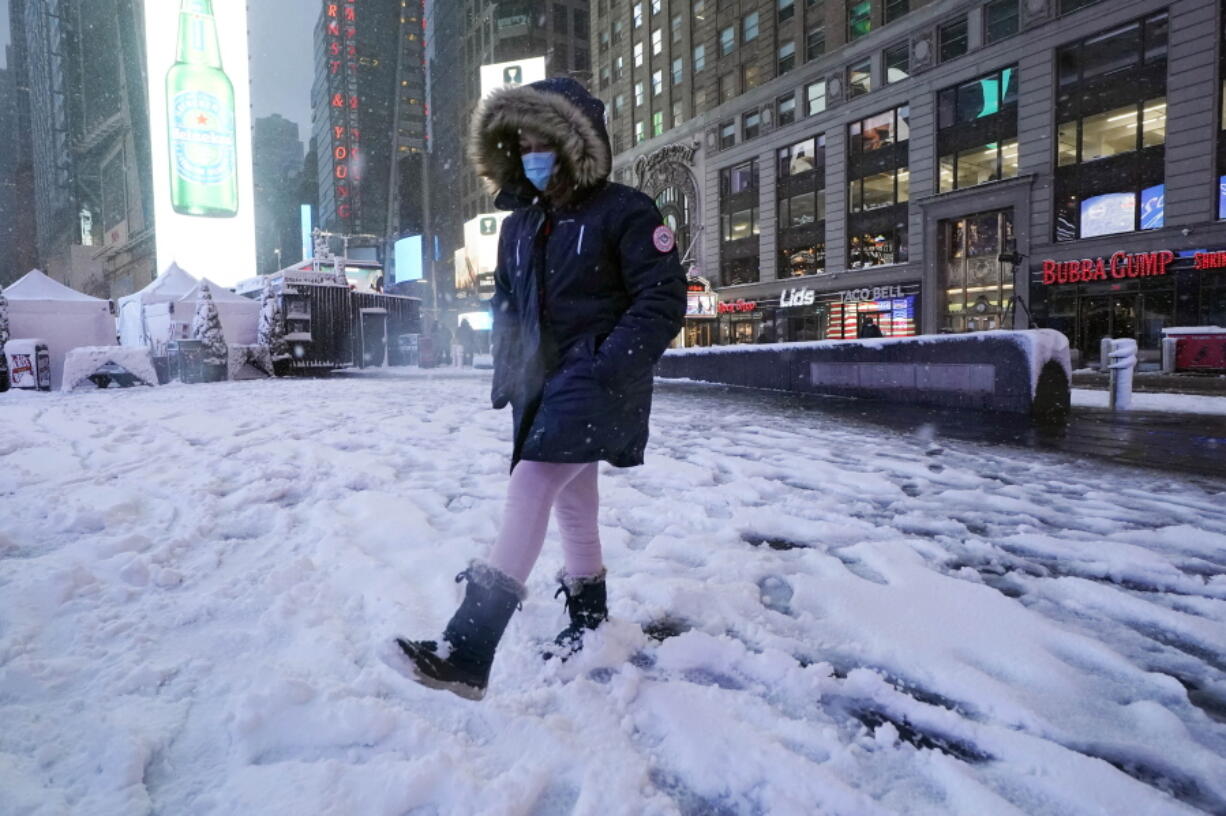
657 330 1072 419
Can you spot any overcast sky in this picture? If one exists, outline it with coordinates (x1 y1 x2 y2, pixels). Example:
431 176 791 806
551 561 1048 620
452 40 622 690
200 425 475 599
248 0 316 143
0 0 314 139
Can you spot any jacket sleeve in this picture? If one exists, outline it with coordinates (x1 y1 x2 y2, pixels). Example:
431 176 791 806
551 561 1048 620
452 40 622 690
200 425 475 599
592 192 687 387
490 221 519 409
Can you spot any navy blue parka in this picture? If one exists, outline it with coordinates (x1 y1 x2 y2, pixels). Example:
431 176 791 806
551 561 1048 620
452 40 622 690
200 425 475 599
470 78 686 469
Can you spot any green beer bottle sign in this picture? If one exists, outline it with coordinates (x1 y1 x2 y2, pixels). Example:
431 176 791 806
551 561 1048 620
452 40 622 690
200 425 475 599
166 0 238 217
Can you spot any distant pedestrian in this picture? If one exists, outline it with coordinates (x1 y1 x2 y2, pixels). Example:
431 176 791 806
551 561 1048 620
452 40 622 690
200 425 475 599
394 77 686 700
859 316 884 339
457 318 476 367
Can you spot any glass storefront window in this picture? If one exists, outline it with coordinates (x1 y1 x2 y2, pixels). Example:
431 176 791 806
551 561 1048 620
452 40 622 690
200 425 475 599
956 144 997 188
726 208 758 240
1001 139 1019 178
780 191 818 227
897 168 910 202
941 209 1014 332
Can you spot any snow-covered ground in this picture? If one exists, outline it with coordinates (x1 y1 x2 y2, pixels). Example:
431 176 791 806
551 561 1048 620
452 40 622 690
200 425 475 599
2 370 1225 816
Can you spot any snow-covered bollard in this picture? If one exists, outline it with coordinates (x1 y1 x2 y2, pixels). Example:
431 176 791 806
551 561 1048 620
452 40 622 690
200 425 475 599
1161 337 1178 373
1099 336 1113 373
1107 337 1138 411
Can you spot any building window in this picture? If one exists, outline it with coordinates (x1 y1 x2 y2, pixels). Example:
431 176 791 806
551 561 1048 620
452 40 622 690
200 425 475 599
613 19 625 44
720 72 737 102
806 80 826 116
1053 15 1167 242
614 93 626 114
575 9 589 38
635 81 644 106
693 0 706 16
635 120 646 143
848 59 872 97
985 0 1019 43
848 106 910 268
884 0 908 23
554 3 568 33
937 66 1019 192
941 209 1015 333
652 28 662 55
634 41 644 67
652 69 664 95
779 41 796 74
884 42 909 83
849 106 910 154
694 86 709 112
1057 14 1167 87
778 93 797 126
719 120 736 149
847 0 871 41
939 17 969 62
778 134 825 179
653 110 665 136
694 44 707 71
576 48 590 72
744 63 763 91
672 14 683 42
720 159 761 286
633 2 643 28
720 26 736 55
652 0 662 14
615 55 625 79
672 57 683 84
806 24 826 61
744 110 762 139
849 169 909 212
673 100 685 125
779 0 796 23
743 12 760 42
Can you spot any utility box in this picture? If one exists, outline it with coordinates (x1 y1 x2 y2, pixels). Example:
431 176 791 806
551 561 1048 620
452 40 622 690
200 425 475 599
5 339 52 391
1162 327 1226 373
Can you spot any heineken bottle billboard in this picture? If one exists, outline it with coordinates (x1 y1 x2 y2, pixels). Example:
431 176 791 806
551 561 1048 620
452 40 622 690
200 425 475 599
145 0 256 287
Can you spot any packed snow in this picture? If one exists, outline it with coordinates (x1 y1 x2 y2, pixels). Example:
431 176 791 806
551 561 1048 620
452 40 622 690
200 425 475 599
1 369 1225 816
1071 387 1226 416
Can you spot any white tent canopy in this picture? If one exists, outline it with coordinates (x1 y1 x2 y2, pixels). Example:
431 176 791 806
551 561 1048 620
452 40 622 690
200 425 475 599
5 269 116 391
175 278 260 347
116 263 198 347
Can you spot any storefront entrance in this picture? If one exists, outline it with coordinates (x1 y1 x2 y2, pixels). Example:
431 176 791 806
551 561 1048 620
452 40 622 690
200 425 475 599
1075 290 1173 361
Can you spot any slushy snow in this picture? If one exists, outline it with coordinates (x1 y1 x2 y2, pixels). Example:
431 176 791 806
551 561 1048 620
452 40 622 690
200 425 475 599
1 370 1224 815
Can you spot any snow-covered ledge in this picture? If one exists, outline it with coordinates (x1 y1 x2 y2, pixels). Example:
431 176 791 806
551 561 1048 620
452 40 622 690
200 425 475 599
658 330 1072 418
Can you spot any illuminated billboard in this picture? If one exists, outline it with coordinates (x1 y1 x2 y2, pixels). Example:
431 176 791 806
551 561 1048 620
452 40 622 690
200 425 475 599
462 212 508 301
394 235 423 283
479 57 547 101
145 0 256 287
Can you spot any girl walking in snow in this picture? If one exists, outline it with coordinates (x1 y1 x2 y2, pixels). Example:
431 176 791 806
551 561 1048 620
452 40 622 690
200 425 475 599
395 77 686 700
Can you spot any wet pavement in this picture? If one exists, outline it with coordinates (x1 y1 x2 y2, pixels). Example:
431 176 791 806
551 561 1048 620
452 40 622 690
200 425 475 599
656 380 1226 482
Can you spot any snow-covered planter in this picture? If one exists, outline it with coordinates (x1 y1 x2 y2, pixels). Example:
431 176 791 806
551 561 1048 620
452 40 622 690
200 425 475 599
227 344 274 381
191 282 228 381
659 329 1072 418
62 346 158 390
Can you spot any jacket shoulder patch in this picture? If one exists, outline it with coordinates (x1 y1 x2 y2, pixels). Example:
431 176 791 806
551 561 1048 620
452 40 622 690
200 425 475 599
652 225 676 254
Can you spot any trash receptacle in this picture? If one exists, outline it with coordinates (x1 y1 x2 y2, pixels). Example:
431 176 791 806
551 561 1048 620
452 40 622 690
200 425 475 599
168 339 207 383
5 339 51 391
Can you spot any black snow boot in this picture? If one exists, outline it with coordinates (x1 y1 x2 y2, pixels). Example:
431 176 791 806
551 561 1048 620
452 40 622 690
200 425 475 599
395 561 526 701
547 569 608 660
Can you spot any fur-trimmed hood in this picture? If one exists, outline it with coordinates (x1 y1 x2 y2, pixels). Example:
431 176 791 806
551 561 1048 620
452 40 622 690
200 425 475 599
469 77 612 205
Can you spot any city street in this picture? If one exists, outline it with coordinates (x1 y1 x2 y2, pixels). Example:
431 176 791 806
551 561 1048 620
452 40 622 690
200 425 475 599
2 370 1224 815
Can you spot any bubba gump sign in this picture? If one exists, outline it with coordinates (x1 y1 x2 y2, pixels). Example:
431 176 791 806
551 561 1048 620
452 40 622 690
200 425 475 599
1040 250 1174 285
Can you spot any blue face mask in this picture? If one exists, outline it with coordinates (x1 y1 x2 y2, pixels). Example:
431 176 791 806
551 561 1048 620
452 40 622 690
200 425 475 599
521 151 557 191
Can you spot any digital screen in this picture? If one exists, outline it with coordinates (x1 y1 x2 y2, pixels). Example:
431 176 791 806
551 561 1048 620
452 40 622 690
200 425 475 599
1140 184 1164 231
457 311 493 331
687 293 717 318
394 235 423 283
300 204 313 261
145 0 257 287
479 57 547 101
1218 176 1226 220
1080 192 1136 238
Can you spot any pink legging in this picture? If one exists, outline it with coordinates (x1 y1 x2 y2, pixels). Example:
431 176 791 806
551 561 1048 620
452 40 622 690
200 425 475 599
486 461 603 585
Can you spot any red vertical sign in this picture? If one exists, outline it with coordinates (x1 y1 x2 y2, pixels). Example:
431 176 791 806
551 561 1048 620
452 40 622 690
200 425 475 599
325 0 361 226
